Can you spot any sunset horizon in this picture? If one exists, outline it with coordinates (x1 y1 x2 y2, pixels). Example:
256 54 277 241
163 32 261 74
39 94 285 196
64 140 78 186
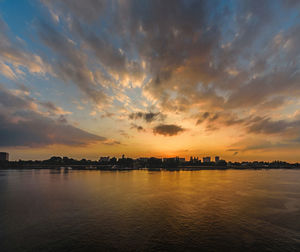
1 1 300 163
1 1 300 251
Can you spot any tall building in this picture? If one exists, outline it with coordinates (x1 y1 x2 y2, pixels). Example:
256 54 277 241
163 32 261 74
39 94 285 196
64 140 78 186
0 152 9 161
215 156 220 163
203 156 211 163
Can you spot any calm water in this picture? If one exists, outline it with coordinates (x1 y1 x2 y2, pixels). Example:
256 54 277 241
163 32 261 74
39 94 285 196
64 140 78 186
1 169 300 251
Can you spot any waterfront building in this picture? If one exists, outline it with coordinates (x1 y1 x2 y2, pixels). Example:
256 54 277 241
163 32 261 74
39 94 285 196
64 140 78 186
163 157 177 162
99 156 110 162
139 157 149 162
203 156 211 163
0 152 9 161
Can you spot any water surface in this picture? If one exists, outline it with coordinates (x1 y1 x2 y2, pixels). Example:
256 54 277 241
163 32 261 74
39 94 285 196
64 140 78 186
1 169 300 251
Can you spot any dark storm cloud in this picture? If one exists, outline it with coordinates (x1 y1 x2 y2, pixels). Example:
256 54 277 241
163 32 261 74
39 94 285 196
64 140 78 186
0 85 106 147
129 111 165 123
153 124 185 136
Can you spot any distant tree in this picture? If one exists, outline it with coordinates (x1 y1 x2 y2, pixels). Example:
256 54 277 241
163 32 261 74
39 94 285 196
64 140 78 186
110 157 117 165
147 158 162 168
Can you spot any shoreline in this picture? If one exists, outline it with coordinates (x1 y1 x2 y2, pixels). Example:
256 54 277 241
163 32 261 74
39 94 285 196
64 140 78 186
1 166 300 171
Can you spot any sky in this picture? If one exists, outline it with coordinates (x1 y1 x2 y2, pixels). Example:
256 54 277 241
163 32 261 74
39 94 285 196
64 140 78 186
1 0 300 161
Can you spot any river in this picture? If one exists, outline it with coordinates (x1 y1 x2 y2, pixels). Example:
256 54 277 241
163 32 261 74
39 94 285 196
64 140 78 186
1 169 300 251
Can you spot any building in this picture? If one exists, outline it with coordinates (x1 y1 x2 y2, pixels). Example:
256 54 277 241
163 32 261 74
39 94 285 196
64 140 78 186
138 157 149 162
203 156 211 163
163 157 177 162
0 152 9 161
162 157 183 163
99 156 110 162
215 156 220 163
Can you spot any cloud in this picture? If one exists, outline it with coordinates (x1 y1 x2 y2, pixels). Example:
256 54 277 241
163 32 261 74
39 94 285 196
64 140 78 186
1 0 300 153
24 1 300 109
41 0 107 23
102 139 122 146
0 85 36 111
37 0 300 118
36 21 110 106
153 124 186 136
196 110 300 140
130 123 145 132
0 112 105 147
227 136 300 153
0 61 16 80
119 130 131 138
195 111 248 131
245 117 300 136
0 85 106 147
0 84 71 116
0 18 50 76
129 111 165 123
39 101 72 115
101 112 115 118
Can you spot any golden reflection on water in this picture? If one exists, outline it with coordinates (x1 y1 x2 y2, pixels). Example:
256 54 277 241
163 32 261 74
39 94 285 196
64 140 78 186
1 169 300 251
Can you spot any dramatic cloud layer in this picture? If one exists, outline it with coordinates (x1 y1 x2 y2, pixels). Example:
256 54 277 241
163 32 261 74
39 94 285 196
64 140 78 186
0 0 300 160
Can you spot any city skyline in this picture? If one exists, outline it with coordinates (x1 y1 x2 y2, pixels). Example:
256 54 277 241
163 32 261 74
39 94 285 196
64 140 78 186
2 151 299 164
1 1 300 162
